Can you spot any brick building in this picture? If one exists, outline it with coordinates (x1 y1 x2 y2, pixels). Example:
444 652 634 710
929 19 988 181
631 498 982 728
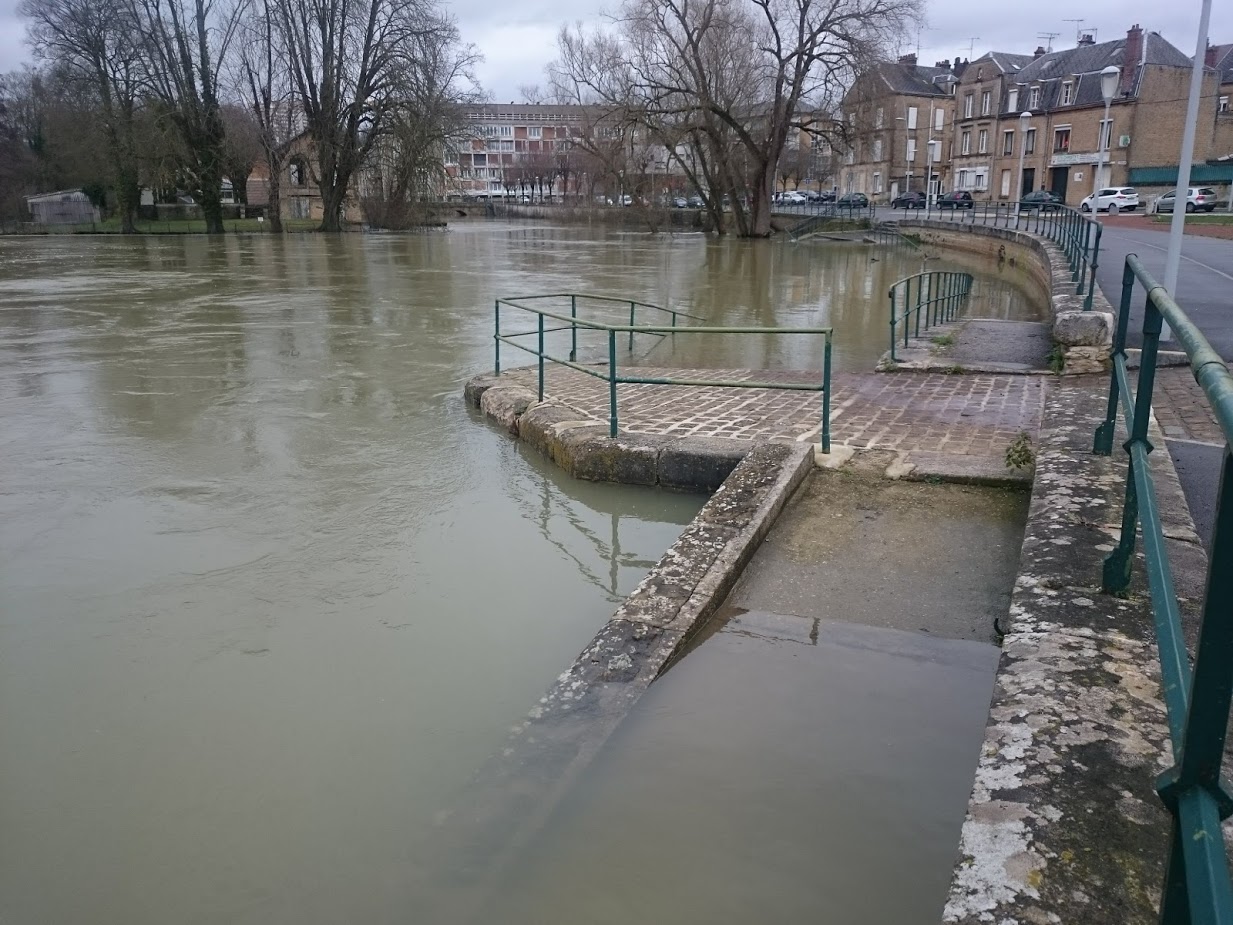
949 52 1034 197
836 54 959 202
447 104 584 199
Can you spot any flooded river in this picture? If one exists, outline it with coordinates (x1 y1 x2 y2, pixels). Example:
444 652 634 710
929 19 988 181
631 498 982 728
0 222 1033 922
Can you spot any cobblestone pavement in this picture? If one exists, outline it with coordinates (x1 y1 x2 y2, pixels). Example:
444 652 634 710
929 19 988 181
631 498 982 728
501 365 1048 463
1151 367 1225 444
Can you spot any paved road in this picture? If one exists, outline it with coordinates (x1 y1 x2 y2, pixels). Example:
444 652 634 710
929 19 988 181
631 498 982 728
1090 220 1232 555
1093 220 1233 360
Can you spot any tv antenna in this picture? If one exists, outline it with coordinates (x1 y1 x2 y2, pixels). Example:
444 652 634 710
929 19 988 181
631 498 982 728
1063 19 1085 44
964 36 980 59
1036 31 1060 53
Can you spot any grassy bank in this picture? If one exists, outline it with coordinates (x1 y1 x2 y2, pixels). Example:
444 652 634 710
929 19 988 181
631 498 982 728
1151 212 1233 226
6 217 325 235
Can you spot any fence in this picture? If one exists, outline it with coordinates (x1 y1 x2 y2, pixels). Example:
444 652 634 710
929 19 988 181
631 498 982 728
886 271 975 361
493 293 834 452
1093 253 1233 921
894 199 1102 311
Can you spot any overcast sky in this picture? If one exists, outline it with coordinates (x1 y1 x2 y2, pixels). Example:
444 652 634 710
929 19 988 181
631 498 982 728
1 0 1230 101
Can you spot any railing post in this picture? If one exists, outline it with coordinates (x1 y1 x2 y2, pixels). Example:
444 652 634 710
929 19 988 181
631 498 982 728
494 299 501 375
537 311 545 401
1094 259 1136 455
570 294 578 361
608 329 618 438
822 335 832 453
1103 291 1162 593
629 301 636 350
889 286 898 362
1085 222 1102 311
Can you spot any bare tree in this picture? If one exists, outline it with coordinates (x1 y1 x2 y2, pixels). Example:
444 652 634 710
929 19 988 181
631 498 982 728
20 0 144 231
218 102 261 206
553 0 917 236
129 0 244 234
275 0 459 231
235 0 297 229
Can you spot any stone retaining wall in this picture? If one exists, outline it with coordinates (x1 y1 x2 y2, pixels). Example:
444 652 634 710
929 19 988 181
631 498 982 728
898 219 1114 374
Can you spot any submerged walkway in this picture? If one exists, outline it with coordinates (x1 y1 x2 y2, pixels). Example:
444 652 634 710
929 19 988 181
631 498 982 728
496 365 1047 478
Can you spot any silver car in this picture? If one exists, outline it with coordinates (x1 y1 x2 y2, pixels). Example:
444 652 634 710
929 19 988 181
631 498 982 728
1154 187 1219 214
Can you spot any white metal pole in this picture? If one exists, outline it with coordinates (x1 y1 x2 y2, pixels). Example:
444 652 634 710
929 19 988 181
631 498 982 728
1162 0 1212 346
1093 97 1111 199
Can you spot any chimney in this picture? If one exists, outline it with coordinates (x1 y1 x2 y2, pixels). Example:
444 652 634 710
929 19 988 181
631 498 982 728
935 58 951 69
1078 33 1095 47
1206 44 1218 68
898 52 917 66
1120 25 1143 96
1033 46 1047 59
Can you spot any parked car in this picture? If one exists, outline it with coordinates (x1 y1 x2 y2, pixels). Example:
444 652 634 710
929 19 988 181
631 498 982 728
817 191 837 202
1019 190 1064 212
1079 187 1139 214
891 190 927 209
1154 187 1218 214
687 195 705 208
778 190 807 205
671 197 688 208
835 192 869 210
937 191 974 210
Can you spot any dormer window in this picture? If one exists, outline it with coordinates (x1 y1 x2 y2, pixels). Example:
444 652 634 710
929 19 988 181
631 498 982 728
1030 86 1041 108
1008 88 1019 111
1061 81 1074 105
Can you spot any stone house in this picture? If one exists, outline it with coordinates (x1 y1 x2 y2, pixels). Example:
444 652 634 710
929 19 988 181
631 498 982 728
836 54 959 202
949 52 1034 198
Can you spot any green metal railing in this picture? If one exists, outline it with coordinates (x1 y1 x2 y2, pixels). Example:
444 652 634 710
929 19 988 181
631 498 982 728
1094 253 1233 923
493 293 834 452
887 271 974 361
898 199 1103 311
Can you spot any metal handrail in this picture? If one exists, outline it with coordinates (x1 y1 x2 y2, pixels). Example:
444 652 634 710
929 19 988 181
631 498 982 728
1093 253 1233 922
897 199 1103 311
493 294 834 452
887 271 975 361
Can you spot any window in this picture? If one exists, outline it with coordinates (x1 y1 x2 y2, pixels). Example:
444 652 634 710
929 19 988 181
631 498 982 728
499 125 513 137
1220 95 1230 113
906 139 916 162
964 93 973 118
934 108 945 131
981 90 991 115
978 129 988 154
1062 82 1073 105
1053 127 1071 152
1002 130 1014 156
1099 119 1112 150
1029 86 1040 108
480 124 499 137
961 131 971 155
974 169 988 191
528 126 542 138
872 138 882 160
500 140 514 152
1008 88 1019 112
473 153 486 166
873 172 882 193
845 147 854 165
907 106 918 129
1001 169 1011 197
1025 128 1036 154
957 168 970 189
875 107 884 128
289 159 307 187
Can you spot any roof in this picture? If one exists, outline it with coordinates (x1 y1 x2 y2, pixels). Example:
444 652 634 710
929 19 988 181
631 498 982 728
874 62 953 98
24 189 91 202
1013 31 1194 109
1209 43 1233 84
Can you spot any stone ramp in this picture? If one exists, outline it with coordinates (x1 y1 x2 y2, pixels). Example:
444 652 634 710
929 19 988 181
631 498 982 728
493 365 1046 482
887 318 1053 374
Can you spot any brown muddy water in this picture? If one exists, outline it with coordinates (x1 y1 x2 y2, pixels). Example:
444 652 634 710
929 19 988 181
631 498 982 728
0 223 1031 922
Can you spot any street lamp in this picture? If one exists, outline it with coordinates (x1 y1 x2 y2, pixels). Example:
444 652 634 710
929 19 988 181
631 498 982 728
1092 65 1121 198
1015 111 1032 208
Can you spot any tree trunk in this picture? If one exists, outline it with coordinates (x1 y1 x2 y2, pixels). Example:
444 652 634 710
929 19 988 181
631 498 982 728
116 175 140 233
748 161 775 237
266 152 283 232
320 183 346 231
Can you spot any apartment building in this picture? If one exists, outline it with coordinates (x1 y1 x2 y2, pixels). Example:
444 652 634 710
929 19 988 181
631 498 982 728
1208 44 1233 163
447 104 583 199
836 54 959 201
950 52 1034 197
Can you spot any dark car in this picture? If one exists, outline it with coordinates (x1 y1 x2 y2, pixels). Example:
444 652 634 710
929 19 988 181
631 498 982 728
937 191 974 210
687 195 705 208
891 190 927 209
817 191 837 202
1019 190 1064 212
835 193 869 210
